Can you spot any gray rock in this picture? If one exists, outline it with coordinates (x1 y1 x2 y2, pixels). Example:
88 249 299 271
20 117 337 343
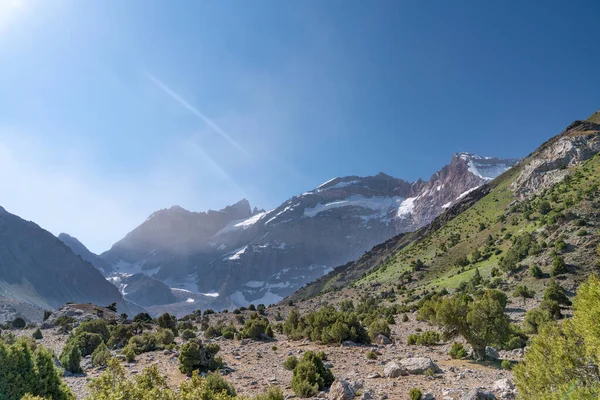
375 334 391 345
492 378 516 399
328 379 355 400
461 389 496 400
399 357 441 375
485 346 500 360
383 361 406 378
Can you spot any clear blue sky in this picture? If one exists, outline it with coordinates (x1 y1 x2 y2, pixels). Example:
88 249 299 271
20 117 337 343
0 0 598 252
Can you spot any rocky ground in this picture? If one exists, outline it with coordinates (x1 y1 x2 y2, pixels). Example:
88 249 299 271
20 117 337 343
14 304 525 400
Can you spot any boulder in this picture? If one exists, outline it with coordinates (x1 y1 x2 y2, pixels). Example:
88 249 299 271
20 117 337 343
485 346 500 360
383 361 406 378
375 334 391 345
492 378 516 399
461 389 496 400
399 357 441 375
328 379 355 400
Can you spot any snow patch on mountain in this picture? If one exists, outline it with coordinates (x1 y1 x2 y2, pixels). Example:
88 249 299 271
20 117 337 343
303 195 404 218
456 186 480 201
225 246 248 261
214 210 270 236
397 197 416 218
317 177 339 188
460 153 514 180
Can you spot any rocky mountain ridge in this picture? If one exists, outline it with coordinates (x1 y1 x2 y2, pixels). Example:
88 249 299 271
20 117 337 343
98 152 518 313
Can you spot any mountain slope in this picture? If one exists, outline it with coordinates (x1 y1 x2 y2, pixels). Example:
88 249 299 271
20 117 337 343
101 153 518 309
58 233 112 274
290 115 600 302
0 207 134 317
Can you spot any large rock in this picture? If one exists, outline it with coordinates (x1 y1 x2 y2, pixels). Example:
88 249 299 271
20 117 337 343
399 357 441 375
461 389 496 400
485 346 500 360
383 361 406 378
328 379 355 400
492 378 516 399
375 334 391 345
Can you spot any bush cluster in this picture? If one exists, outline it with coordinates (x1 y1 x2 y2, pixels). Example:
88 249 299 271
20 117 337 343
407 331 440 346
290 351 334 398
0 338 74 399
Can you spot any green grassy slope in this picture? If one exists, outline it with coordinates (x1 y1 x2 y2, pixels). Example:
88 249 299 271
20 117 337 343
289 116 600 302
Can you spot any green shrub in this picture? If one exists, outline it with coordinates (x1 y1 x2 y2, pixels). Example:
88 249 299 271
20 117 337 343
181 329 196 340
366 350 377 360
156 328 175 345
157 313 177 333
409 387 423 400
11 317 26 329
240 314 272 340
178 339 223 375
449 342 467 359
530 265 543 278
513 285 535 299
501 359 513 370
291 351 334 398
523 308 552 334
421 289 510 360
91 342 111 367
60 342 82 374
128 332 158 354
551 256 567 276
78 319 110 342
73 332 104 357
368 319 391 342
32 328 43 340
402 314 409 323
123 345 136 363
283 355 299 371
132 312 153 324
252 386 284 400
0 339 74 400
544 279 572 305
107 324 134 348
407 331 440 346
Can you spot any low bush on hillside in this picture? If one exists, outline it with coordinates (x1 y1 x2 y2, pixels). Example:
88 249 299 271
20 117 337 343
291 351 334 398
407 331 440 346
204 322 238 339
240 313 273 340
88 358 283 400
449 342 467 359
283 355 299 370
178 338 223 375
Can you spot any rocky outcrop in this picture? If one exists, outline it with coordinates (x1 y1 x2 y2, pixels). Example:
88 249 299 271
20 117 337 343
328 379 356 400
511 120 600 199
399 357 441 375
492 378 516 399
45 303 125 327
383 361 406 378
461 389 496 400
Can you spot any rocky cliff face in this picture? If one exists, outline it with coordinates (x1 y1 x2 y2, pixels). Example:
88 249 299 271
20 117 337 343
100 153 518 310
0 207 134 317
